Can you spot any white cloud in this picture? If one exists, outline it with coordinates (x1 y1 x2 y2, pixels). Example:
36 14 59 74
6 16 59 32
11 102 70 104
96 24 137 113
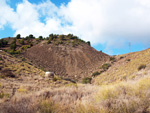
1 0 150 50
60 0 150 47
0 0 16 29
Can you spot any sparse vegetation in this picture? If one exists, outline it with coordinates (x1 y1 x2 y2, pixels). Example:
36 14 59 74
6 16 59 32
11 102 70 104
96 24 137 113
47 40 51 44
82 77 92 84
10 39 17 51
110 56 116 62
18 87 27 93
1 68 16 78
16 34 21 39
138 64 146 71
126 59 131 61
18 38 25 45
86 41 91 46
0 39 8 48
38 36 43 40
92 71 100 77
2 34 150 113
0 92 9 99
101 63 111 71
120 56 124 59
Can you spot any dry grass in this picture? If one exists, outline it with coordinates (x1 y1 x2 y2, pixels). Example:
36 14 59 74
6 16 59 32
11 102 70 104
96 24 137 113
95 49 150 85
0 84 99 113
0 51 44 77
95 77 150 113
1 76 150 113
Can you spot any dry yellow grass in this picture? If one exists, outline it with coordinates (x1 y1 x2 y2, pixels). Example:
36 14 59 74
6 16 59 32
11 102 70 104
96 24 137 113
95 49 150 85
1 76 150 113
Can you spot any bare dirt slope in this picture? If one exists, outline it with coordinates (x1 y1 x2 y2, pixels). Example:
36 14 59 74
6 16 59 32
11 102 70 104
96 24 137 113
23 41 109 80
0 51 74 104
94 48 150 85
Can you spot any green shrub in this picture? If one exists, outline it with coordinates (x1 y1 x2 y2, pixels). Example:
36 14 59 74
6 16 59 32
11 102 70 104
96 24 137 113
138 64 146 71
18 39 25 45
92 71 100 77
0 39 8 47
30 42 33 47
0 92 4 98
101 63 111 71
110 57 116 62
120 56 124 59
8 50 20 55
59 35 65 40
47 40 51 44
86 41 91 46
0 75 5 78
21 45 30 51
72 41 79 47
16 34 21 39
127 59 131 61
53 77 57 81
29 34 35 39
38 36 43 40
54 41 63 45
10 43 16 51
82 77 92 84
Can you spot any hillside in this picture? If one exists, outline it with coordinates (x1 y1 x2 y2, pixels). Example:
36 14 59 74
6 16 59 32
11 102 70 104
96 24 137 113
94 48 150 85
0 35 110 81
23 41 109 80
1 35 150 112
0 50 75 104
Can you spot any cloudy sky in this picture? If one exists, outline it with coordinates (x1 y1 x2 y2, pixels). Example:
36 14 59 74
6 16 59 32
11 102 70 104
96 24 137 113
0 0 150 55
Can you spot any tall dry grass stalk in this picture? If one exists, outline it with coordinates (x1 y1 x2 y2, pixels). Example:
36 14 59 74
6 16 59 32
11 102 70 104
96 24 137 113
1 77 150 113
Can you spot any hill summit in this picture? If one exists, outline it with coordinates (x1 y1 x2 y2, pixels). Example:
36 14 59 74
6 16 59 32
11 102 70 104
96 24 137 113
22 34 109 80
0 34 109 80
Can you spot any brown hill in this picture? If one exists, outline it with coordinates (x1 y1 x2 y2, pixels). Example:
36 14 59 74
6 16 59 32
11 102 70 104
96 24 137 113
23 40 109 80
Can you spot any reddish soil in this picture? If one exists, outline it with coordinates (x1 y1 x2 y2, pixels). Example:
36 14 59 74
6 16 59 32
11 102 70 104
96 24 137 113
23 41 109 80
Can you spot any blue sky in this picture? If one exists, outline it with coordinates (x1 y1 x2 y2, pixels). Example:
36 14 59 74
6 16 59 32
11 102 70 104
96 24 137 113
0 0 150 55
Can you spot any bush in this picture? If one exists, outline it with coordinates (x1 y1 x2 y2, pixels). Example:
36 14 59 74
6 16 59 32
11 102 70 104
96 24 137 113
0 92 5 99
138 64 146 71
101 63 111 71
0 39 8 47
8 50 20 55
19 39 25 45
54 41 63 45
29 34 35 39
16 34 21 39
47 40 51 44
21 45 30 51
53 77 57 81
59 35 65 40
38 36 43 40
110 57 116 62
92 71 100 77
10 43 16 51
126 59 131 62
82 77 92 84
1 68 16 78
120 56 124 59
30 42 33 47
87 41 91 46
